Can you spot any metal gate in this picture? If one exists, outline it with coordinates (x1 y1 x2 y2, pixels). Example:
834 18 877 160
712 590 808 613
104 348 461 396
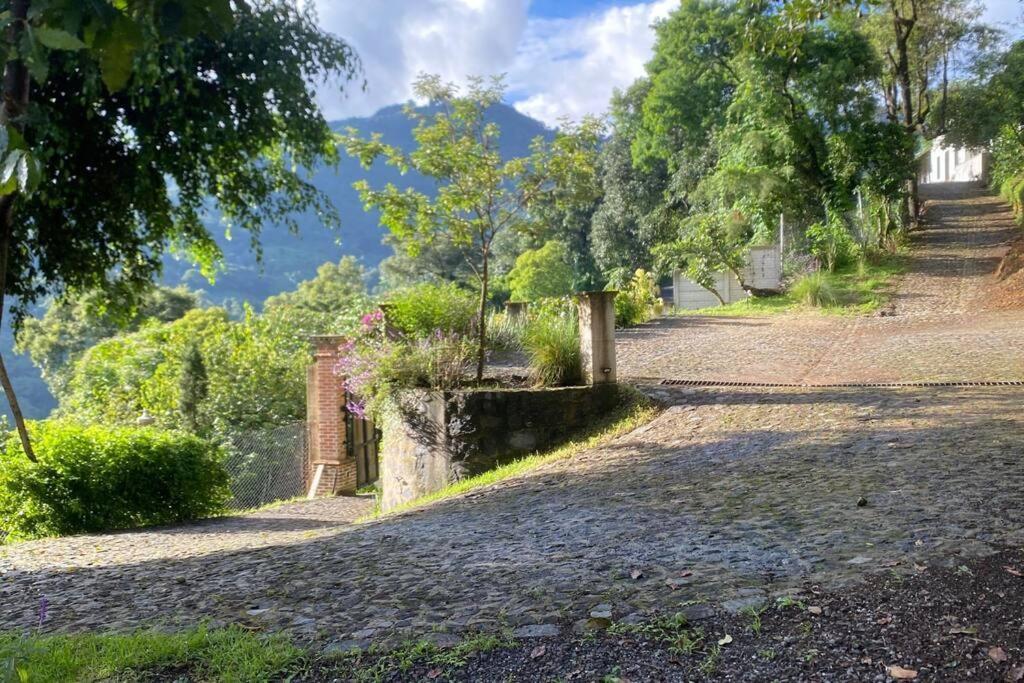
346 410 379 488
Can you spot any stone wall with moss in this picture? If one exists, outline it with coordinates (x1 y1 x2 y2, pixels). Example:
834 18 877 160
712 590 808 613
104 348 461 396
380 384 621 511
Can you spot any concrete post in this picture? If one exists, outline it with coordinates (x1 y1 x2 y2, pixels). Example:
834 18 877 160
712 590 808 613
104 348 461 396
505 301 529 321
577 291 617 385
306 335 356 496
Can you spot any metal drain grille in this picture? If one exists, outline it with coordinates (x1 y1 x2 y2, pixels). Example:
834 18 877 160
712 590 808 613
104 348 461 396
655 379 1024 389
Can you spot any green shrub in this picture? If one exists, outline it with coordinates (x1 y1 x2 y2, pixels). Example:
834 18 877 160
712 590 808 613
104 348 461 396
384 282 478 339
806 218 858 272
521 314 582 387
609 269 658 327
0 421 230 541
790 272 838 307
507 240 575 301
485 310 526 352
1001 174 1024 220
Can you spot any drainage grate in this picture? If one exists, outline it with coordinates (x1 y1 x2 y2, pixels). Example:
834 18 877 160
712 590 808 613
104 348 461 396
655 379 1024 389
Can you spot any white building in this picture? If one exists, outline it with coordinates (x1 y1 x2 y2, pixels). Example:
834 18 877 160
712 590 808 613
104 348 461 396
919 136 989 184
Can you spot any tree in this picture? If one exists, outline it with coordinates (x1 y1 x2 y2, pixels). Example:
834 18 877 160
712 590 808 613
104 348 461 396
344 74 602 380
591 82 675 276
0 1 359 458
16 286 197 399
60 306 313 436
263 256 370 315
626 0 909 278
653 212 746 305
507 241 575 302
179 342 208 434
861 0 996 221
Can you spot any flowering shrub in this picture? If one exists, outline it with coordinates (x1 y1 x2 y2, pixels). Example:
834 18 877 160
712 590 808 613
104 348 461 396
336 309 476 418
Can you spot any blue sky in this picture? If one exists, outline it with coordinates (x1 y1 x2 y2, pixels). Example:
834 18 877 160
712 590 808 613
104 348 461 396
313 0 1024 127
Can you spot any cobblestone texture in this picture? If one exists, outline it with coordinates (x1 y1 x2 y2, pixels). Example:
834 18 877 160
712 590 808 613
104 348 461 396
0 183 1022 646
618 183 1024 384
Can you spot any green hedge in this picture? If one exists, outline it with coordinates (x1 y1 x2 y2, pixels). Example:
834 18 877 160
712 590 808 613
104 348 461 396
0 421 230 541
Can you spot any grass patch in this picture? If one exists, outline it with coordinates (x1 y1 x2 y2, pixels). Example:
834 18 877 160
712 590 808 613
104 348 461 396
681 252 907 317
330 630 514 683
609 611 705 656
362 387 659 521
0 625 301 682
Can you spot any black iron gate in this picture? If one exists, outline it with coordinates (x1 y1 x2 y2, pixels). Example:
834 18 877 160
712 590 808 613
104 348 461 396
346 409 379 488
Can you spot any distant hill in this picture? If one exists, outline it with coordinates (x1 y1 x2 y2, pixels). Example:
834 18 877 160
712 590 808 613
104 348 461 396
5 102 553 420
164 101 552 305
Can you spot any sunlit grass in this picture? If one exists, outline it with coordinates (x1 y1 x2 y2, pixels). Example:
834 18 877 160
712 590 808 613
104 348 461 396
0 625 301 683
679 252 907 317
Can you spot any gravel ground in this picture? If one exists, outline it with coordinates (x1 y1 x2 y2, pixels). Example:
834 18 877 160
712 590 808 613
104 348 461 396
324 546 1024 682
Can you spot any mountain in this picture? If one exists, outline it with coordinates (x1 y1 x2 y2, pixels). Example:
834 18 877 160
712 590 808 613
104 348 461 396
5 102 553 420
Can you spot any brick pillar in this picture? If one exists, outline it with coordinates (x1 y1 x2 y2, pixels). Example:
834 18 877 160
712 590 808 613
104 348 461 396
577 291 618 385
306 335 357 496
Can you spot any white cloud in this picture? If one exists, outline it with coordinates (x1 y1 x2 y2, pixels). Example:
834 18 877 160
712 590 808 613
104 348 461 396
312 0 530 119
509 0 675 125
312 0 672 125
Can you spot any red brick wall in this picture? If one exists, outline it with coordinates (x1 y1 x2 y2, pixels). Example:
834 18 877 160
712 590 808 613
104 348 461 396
306 336 356 495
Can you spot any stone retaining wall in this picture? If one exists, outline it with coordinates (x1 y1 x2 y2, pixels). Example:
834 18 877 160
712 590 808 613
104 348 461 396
380 384 621 511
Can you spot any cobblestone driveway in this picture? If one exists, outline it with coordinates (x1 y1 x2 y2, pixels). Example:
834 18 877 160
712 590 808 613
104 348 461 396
618 183 1024 384
1 183 1023 646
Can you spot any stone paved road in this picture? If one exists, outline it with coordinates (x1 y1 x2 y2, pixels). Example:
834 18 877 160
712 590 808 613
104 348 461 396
1 182 1023 647
618 183 1024 384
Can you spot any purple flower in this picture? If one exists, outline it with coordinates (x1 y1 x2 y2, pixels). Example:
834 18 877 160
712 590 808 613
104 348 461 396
346 400 367 419
38 595 48 627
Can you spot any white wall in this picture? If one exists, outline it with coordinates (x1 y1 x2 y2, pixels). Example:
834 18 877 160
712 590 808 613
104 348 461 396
920 137 987 183
672 245 783 310
673 269 747 309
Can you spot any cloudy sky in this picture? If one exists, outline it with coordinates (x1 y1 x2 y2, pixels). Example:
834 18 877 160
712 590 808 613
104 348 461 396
313 0 1024 127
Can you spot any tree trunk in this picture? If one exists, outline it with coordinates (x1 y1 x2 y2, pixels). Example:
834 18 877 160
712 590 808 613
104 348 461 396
0 0 36 461
891 1 920 226
475 248 489 382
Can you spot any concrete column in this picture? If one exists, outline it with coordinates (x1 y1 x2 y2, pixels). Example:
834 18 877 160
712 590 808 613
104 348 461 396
505 301 529 321
577 291 617 385
306 335 356 496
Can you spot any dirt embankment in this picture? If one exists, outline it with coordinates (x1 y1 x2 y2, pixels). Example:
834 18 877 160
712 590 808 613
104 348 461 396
988 232 1024 310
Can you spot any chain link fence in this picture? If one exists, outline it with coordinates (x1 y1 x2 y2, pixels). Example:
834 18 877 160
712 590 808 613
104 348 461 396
222 422 308 510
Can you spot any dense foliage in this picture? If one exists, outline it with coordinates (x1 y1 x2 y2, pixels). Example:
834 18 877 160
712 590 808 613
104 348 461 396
344 74 603 379
608 269 659 327
57 307 317 437
15 286 197 398
263 256 371 317
944 40 1024 221
0 421 229 540
507 241 575 302
382 282 479 339
6 1 359 321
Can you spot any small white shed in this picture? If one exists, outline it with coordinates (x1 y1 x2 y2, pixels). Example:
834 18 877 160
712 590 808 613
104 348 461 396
673 269 747 309
919 136 988 184
673 245 783 310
